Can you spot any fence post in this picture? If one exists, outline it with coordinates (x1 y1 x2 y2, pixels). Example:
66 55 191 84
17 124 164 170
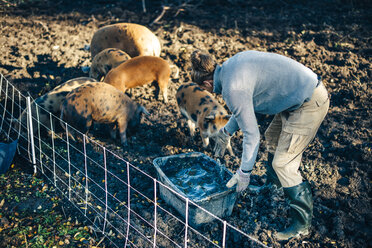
103 147 108 234
6 85 15 139
26 96 37 174
124 161 131 248
0 77 8 132
66 123 71 201
222 221 227 248
0 74 3 98
16 92 22 155
17 91 22 140
50 112 56 186
153 179 157 248
184 198 189 248
83 134 88 216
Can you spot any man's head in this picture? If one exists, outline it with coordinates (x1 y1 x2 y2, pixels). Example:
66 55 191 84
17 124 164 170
190 50 216 92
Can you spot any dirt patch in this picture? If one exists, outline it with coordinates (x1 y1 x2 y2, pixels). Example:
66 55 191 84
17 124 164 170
0 0 371 247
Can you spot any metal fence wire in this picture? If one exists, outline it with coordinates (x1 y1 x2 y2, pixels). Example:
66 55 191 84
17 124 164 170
0 74 270 248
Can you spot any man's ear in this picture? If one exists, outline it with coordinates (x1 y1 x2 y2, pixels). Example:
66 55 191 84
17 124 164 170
203 80 213 88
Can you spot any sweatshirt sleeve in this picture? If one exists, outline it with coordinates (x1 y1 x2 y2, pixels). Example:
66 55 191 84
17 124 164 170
223 89 260 172
224 115 240 135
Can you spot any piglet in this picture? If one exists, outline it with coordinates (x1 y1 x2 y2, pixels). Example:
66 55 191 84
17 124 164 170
60 82 149 145
15 77 97 135
89 48 131 81
104 56 171 103
176 82 234 155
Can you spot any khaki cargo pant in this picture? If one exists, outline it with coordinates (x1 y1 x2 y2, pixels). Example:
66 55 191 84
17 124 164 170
264 82 330 188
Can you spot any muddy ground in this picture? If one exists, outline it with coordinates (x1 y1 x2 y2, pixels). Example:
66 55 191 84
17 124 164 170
0 0 371 247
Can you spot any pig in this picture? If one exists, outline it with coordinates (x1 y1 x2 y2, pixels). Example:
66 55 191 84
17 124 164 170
104 56 171 103
176 82 234 155
15 77 97 134
89 48 131 81
90 23 161 58
60 82 149 145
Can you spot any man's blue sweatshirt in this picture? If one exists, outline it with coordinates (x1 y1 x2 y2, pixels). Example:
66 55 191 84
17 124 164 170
213 51 318 171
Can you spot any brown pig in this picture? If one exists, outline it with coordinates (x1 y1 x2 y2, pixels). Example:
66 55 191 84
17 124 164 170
104 56 171 103
89 48 131 81
15 77 97 134
90 23 161 58
60 82 149 145
176 82 234 155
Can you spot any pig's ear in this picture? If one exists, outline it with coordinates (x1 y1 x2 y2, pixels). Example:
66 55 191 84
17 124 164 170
139 105 150 116
205 114 215 122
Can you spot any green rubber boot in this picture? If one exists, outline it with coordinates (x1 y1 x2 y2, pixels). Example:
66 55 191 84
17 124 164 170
276 181 313 241
266 153 282 189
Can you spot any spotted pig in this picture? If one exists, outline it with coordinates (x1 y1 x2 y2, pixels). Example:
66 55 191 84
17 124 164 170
176 82 234 155
16 77 97 134
60 82 149 145
104 56 171 103
90 23 161 58
89 48 131 81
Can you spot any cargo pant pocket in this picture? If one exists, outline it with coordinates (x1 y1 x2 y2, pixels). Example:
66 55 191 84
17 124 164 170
281 125 312 154
315 95 330 107
313 83 330 107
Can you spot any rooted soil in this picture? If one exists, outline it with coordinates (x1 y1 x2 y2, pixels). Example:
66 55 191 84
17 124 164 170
0 0 371 247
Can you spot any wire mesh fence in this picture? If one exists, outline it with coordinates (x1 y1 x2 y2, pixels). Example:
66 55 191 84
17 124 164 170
0 73 270 248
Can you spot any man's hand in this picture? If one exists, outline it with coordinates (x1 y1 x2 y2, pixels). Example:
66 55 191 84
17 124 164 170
226 168 251 193
214 127 231 157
